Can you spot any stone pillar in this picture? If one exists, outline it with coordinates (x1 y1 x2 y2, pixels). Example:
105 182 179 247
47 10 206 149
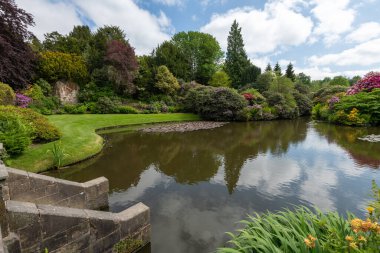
0 163 9 238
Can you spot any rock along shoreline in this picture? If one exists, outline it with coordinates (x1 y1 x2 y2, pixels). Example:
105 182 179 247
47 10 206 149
140 121 228 133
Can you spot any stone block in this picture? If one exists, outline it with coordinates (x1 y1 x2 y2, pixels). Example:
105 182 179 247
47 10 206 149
84 210 120 240
0 164 8 181
67 194 86 209
56 181 84 200
38 204 88 238
27 173 56 190
92 230 120 253
16 221 41 249
6 201 39 231
50 233 90 253
2 233 21 253
118 203 150 238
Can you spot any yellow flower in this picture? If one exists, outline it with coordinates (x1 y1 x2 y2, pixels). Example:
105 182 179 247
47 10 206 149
345 236 354 242
361 219 372 232
358 236 366 242
366 206 375 215
304 238 315 248
350 218 362 230
349 242 358 249
307 235 317 242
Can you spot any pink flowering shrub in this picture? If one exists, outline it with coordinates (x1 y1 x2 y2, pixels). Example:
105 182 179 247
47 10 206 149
15 93 32 108
347 72 380 95
328 96 340 109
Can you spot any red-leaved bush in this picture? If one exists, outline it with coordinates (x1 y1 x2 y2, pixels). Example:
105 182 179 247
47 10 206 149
347 72 380 95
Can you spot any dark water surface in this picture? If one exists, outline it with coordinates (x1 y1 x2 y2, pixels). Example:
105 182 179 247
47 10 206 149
47 119 380 253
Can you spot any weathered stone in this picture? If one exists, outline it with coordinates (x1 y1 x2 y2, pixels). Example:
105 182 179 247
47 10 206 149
38 204 88 238
92 230 120 253
6 201 39 231
0 165 8 181
84 210 120 240
50 233 90 253
67 194 86 209
54 81 80 104
118 203 150 238
2 233 21 253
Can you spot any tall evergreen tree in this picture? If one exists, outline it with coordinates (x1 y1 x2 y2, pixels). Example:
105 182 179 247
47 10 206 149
265 63 272 72
225 20 250 88
285 62 296 81
274 62 282 76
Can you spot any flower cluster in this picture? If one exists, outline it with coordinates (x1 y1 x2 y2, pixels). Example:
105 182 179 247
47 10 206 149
328 96 340 109
15 93 32 108
350 218 380 234
242 93 254 101
347 72 380 95
304 234 317 248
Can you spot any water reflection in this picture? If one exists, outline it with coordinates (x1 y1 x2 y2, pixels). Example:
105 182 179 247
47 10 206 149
47 119 380 253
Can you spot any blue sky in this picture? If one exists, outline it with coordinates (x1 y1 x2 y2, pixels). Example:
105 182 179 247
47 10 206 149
15 0 380 79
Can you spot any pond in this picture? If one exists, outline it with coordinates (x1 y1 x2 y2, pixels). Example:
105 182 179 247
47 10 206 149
46 119 380 253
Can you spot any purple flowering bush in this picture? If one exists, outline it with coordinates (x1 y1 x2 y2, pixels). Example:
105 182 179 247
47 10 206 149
15 93 32 108
347 72 380 95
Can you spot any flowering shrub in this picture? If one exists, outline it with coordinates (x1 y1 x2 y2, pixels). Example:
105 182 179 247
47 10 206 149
327 95 340 110
0 82 15 105
15 93 32 108
242 93 254 105
347 72 380 95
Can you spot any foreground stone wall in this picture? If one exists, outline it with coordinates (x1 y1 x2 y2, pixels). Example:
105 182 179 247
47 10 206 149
6 201 150 253
0 162 151 253
5 167 109 210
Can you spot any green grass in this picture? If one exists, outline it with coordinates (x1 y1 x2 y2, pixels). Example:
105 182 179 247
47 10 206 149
6 113 200 173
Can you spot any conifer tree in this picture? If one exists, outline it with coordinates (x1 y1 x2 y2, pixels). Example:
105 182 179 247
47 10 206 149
265 63 272 72
225 20 250 88
274 62 282 76
285 62 296 81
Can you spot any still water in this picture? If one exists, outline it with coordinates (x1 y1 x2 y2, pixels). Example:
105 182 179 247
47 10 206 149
47 119 380 253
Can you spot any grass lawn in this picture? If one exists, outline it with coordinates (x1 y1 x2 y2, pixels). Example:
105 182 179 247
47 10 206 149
6 113 200 173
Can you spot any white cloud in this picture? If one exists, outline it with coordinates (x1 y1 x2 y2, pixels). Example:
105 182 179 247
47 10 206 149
73 0 171 55
294 66 380 80
16 0 172 55
309 38 380 67
153 0 185 7
15 0 82 39
200 0 313 55
346 22 380 43
311 0 356 45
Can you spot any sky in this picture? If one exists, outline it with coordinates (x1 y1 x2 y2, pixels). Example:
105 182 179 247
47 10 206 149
14 0 380 80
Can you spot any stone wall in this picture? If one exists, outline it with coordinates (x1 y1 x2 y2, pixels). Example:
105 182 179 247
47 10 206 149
0 163 151 253
5 167 109 210
6 201 150 253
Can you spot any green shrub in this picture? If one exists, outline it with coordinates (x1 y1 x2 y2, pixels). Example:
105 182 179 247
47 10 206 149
24 85 44 101
312 85 348 104
155 65 180 95
264 92 299 119
78 82 117 103
209 71 231 87
240 88 266 104
0 111 32 155
334 89 380 125
0 106 61 143
293 91 312 116
94 97 121 114
0 82 15 105
118 105 139 114
184 86 247 121
28 96 60 115
64 104 88 114
35 79 52 96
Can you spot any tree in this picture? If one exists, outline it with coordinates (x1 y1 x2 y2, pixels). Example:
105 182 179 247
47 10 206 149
38 51 88 84
254 72 276 93
285 63 296 81
209 71 231 87
134 55 156 98
241 64 261 84
274 62 282 76
329 76 349 86
297 72 311 86
349 75 361 86
0 0 35 89
265 63 272 72
172 31 223 84
155 65 180 95
225 20 250 88
105 40 139 95
154 41 189 80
